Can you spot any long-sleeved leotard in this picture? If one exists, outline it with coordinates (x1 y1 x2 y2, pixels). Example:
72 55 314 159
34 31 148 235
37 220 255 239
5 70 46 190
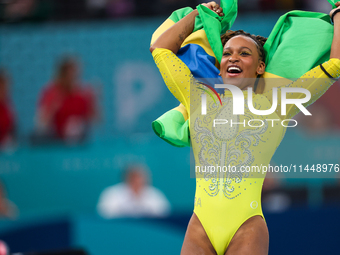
152 47 340 255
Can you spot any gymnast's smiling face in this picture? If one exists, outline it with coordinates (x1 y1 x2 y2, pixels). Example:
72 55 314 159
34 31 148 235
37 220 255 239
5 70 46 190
220 35 266 90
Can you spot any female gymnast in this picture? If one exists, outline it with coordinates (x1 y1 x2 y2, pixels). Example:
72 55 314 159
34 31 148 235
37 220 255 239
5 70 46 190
150 2 340 254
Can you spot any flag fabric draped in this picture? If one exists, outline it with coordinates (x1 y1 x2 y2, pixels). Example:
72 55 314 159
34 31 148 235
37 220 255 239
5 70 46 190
263 11 333 82
152 0 338 147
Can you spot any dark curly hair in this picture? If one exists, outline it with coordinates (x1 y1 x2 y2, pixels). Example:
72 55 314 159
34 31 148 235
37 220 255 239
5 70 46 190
220 30 267 63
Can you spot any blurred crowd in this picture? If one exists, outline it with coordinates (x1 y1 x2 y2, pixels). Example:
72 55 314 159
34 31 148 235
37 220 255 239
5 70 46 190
0 0 333 23
32 56 98 146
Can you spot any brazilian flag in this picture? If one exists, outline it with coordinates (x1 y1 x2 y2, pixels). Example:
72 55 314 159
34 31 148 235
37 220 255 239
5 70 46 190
152 0 338 147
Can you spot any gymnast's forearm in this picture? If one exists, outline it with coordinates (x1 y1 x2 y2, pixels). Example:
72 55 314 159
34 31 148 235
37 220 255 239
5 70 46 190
149 10 199 54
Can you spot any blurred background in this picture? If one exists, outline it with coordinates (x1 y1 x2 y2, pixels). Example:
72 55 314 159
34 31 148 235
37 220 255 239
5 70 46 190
0 0 339 254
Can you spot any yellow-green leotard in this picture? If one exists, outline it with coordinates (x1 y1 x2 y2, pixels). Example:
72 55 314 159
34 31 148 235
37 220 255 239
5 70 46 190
152 47 340 255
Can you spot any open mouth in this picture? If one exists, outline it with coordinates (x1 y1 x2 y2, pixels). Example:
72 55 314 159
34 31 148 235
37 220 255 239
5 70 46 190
227 65 243 74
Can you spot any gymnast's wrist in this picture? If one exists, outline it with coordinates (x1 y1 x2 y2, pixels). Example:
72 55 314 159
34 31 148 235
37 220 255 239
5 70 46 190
331 9 340 24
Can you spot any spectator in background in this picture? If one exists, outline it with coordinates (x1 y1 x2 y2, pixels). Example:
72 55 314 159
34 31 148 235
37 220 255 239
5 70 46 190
97 164 171 218
34 56 97 145
0 68 16 152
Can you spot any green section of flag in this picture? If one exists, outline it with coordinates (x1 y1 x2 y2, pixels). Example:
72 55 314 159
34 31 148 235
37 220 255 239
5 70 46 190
152 109 190 148
264 11 333 79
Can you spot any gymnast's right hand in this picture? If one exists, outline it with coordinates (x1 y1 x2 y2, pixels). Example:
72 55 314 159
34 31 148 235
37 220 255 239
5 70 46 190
201 1 225 17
